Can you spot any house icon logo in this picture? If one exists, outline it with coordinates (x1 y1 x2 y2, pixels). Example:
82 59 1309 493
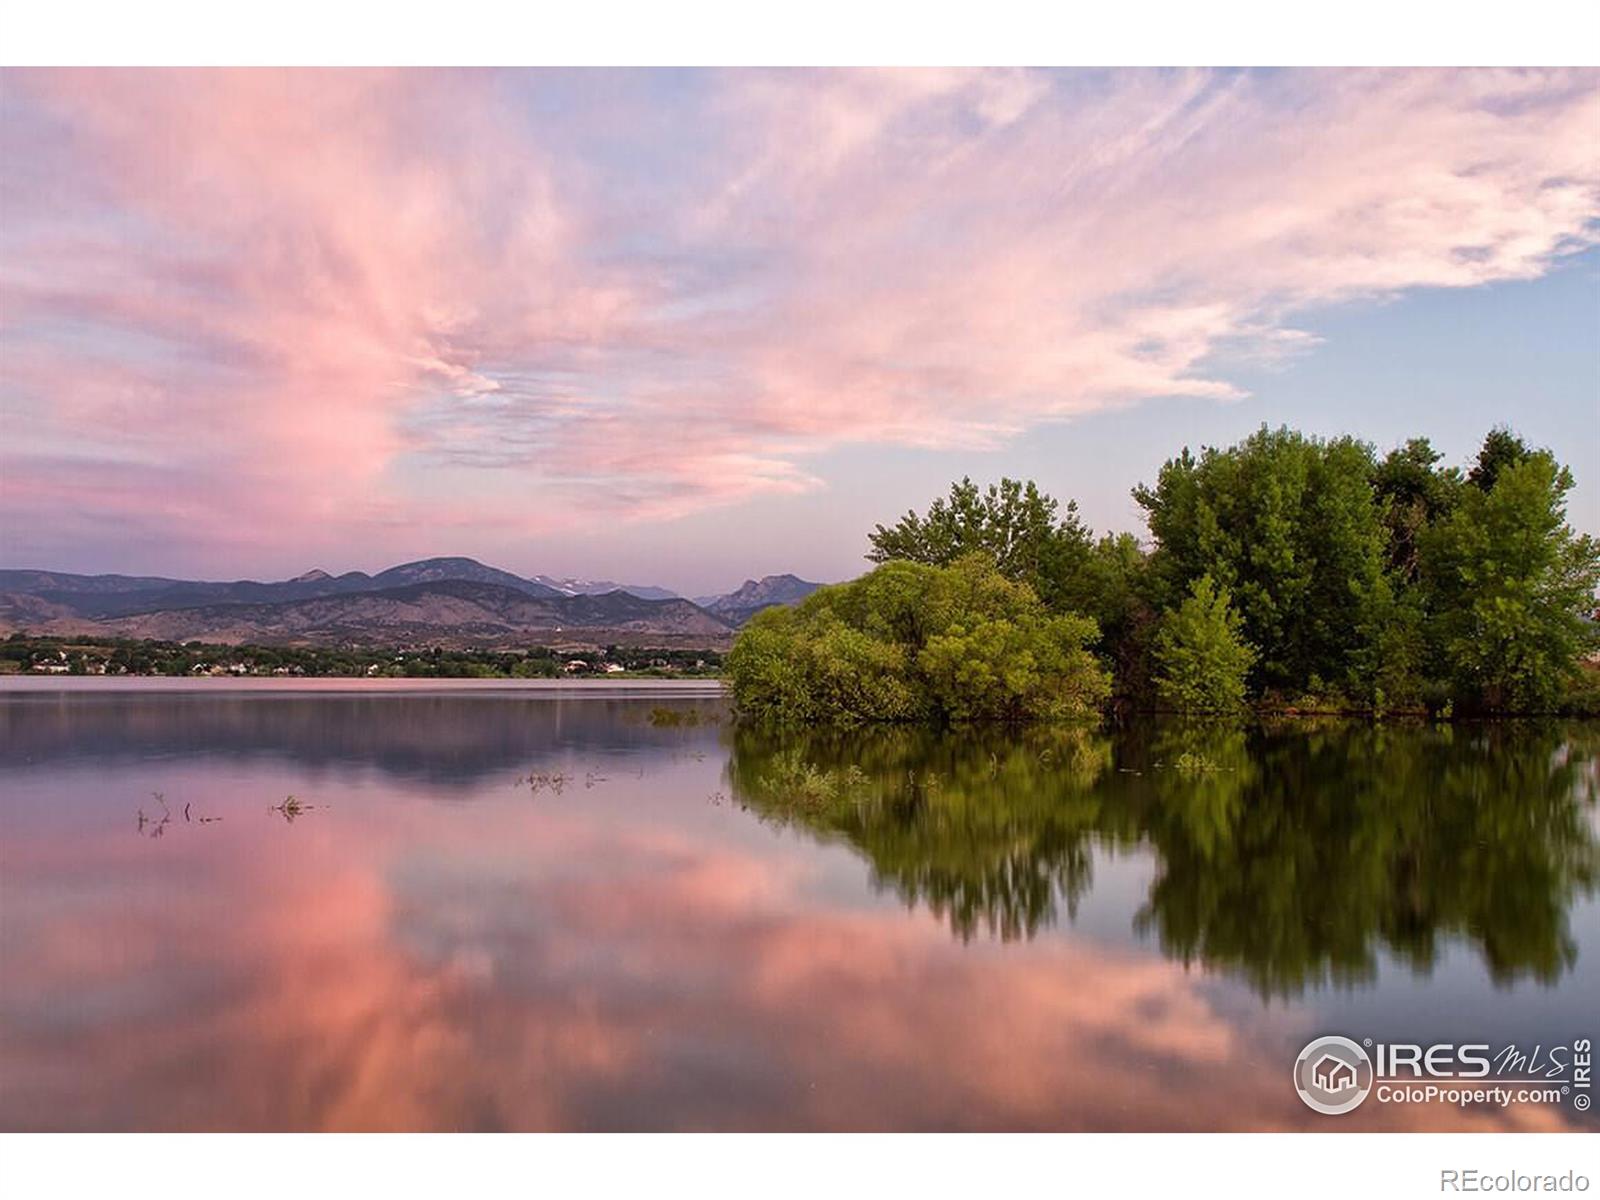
1313 1054 1357 1093
1294 1036 1374 1115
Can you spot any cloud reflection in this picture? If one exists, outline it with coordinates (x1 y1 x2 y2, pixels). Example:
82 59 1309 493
1 752 1582 1131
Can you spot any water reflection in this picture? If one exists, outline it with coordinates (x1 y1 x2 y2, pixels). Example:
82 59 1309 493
0 691 704 788
727 720 1600 995
1 689 1594 1131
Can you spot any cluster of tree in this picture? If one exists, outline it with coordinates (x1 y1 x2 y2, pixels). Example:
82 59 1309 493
728 720 1600 993
0 635 723 679
724 554 1110 724
847 426 1599 716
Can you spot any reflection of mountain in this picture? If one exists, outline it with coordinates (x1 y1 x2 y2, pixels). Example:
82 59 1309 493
0 693 729 788
727 720 1600 995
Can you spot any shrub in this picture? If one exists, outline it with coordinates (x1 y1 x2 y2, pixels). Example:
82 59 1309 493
725 554 1109 725
1152 575 1256 712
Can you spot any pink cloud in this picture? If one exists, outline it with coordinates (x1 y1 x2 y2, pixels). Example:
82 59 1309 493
1 68 1596 567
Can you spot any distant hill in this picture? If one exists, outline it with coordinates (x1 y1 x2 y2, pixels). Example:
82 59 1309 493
0 557 563 621
697 574 822 626
368 557 563 596
0 557 829 645
0 579 733 648
0 570 186 596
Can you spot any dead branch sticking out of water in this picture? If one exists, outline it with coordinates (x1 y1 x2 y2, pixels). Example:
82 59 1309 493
519 771 572 796
270 794 315 823
135 791 171 838
136 791 223 836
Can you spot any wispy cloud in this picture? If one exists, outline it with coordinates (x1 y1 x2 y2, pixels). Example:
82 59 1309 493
2 68 1596 567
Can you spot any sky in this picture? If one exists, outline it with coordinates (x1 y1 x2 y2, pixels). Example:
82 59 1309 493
1 67 1596 595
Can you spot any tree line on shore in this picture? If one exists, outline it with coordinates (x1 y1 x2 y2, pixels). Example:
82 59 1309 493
727 425 1600 722
0 636 723 679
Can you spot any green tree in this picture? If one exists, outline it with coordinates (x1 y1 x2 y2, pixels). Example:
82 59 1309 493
1371 437 1461 583
866 478 1157 691
919 610 1107 724
1422 449 1600 711
1352 575 1431 711
1134 426 1386 696
1072 532 1158 704
867 477 1093 608
1152 576 1256 712
726 554 1110 725
1466 426 1530 493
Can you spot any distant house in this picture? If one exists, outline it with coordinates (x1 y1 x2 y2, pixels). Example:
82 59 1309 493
603 662 626 674
564 660 590 673
1313 1055 1357 1093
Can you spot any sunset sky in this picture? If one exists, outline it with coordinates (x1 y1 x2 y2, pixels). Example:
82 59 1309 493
1 67 1596 594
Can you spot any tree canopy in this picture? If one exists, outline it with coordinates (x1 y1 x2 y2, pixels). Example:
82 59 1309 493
730 423 1598 722
725 554 1110 725
866 477 1094 611
1134 426 1387 695
1152 575 1256 712
1421 451 1600 711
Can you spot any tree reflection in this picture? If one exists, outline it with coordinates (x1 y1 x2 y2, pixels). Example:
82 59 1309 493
727 719 1600 995
728 725 1113 942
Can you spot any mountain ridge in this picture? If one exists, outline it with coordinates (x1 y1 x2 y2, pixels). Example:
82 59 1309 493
0 558 827 646
0 579 735 648
698 574 823 624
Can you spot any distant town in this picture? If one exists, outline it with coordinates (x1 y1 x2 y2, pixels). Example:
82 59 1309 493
0 636 725 679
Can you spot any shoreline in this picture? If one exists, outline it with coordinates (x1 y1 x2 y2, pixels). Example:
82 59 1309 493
0 675 729 696
3 676 1589 719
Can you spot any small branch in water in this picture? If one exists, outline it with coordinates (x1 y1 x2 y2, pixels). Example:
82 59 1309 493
522 771 571 796
136 792 172 839
270 794 315 823
134 791 220 835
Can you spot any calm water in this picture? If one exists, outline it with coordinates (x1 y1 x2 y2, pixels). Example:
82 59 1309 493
2 681 1596 1131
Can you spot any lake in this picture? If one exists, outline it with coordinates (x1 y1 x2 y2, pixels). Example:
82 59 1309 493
1 680 1595 1131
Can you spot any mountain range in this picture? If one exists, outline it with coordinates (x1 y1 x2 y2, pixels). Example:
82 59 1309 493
0 558 821 648
695 575 823 625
